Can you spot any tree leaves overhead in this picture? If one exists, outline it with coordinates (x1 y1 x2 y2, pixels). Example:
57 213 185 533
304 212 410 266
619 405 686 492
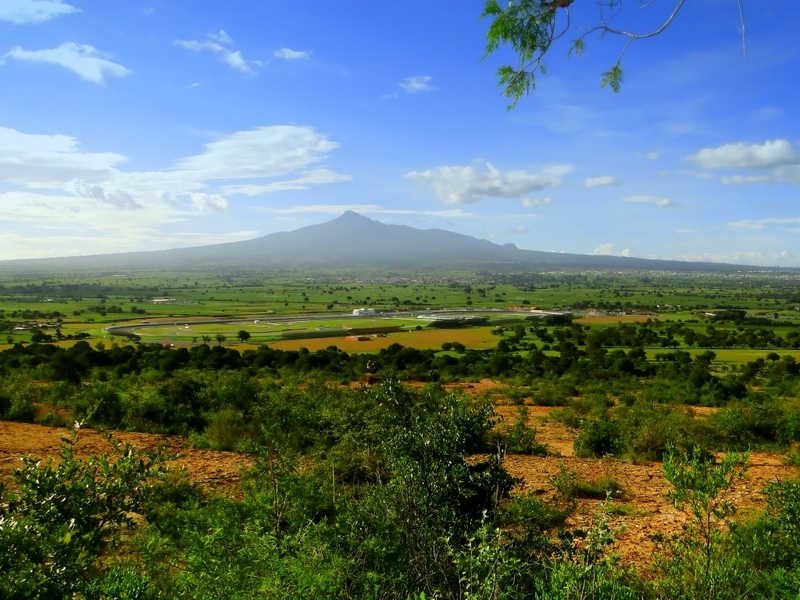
482 0 696 107
483 0 560 108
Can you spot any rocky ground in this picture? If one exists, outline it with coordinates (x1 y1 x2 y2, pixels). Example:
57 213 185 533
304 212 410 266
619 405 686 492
2 390 797 569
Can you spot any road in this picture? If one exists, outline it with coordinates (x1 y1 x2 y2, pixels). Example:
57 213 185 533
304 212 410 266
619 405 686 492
105 308 572 338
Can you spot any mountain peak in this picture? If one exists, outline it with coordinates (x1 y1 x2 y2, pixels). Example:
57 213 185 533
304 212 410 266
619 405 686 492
337 210 372 222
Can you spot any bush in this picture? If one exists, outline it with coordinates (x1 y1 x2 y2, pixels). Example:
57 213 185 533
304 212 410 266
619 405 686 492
548 464 625 501
654 446 750 600
574 417 622 458
570 476 626 501
201 408 250 451
4 394 36 422
0 428 164 599
500 406 549 456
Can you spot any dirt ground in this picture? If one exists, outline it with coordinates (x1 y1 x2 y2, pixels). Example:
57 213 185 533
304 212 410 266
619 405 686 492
491 403 797 567
0 421 250 493
1 397 797 569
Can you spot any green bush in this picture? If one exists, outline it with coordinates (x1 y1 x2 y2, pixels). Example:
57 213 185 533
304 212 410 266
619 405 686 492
0 428 164 599
571 476 626 501
5 394 37 422
0 393 12 416
574 417 622 458
201 407 250 451
654 446 750 600
500 405 549 456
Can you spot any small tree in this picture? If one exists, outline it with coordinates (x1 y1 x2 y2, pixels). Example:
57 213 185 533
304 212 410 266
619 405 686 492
237 330 251 343
215 334 226 346
657 446 750 600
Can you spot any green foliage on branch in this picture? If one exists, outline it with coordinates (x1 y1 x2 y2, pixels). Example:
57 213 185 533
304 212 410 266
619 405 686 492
0 426 165 599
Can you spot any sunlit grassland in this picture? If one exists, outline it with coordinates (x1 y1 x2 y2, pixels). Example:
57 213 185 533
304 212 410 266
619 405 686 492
643 347 800 364
268 327 501 352
2 268 800 362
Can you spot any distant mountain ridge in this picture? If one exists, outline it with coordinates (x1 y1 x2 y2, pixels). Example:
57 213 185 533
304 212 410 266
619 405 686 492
0 211 773 272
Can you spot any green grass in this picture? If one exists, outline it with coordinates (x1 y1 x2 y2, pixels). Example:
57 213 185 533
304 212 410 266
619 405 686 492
2 268 799 360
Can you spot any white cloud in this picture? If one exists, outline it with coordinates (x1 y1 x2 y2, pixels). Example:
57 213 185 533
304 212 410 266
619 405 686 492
684 139 800 187
622 195 680 208
254 204 474 219
584 176 620 188
686 139 798 170
772 164 800 185
728 220 763 230
541 164 574 177
0 0 77 24
400 75 433 94
0 124 345 199
176 31 254 74
175 126 339 180
676 228 696 234
0 125 348 257
489 226 527 238
677 250 799 268
751 107 783 121
274 48 310 60
1 43 130 83
637 151 661 160
221 50 249 72
213 30 233 44
521 197 553 208
728 217 800 231
0 126 128 188
0 223 258 260
405 163 561 204
721 175 773 186
224 169 351 196
593 243 633 257
190 193 229 213
64 179 142 210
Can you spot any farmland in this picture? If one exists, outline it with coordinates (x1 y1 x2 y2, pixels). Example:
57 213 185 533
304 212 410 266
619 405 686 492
2 268 800 364
2 266 800 598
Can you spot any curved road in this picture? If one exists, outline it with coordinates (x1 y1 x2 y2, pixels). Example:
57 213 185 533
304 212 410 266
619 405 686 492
106 308 570 339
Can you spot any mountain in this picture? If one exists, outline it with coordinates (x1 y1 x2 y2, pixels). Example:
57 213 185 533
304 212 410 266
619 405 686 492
0 211 765 272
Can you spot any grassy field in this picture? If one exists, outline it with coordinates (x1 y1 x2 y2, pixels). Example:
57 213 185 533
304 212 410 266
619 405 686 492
2 268 800 362
268 326 501 352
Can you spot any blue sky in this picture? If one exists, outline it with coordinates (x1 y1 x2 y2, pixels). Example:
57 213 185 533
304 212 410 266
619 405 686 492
1 0 799 266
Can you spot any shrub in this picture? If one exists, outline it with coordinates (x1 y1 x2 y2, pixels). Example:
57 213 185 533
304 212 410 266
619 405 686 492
500 406 549 456
548 464 625 502
654 446 750 600
0 427 164 599
574 417 622 458
572 476 626 501
202 408 250 451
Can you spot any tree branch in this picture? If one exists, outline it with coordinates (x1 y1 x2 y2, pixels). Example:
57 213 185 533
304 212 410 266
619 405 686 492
598 0 688 41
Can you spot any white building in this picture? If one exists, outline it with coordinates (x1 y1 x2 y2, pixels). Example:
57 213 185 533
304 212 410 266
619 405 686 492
352 307 376 316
